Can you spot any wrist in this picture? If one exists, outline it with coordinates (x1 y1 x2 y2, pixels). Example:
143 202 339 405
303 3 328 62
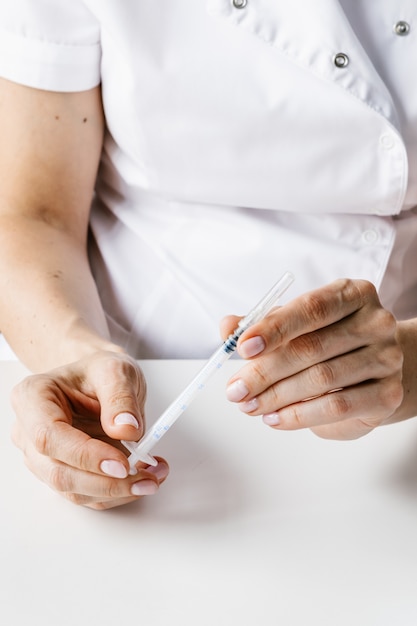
24 319 127 373
392 319 417 422
58 335 127 366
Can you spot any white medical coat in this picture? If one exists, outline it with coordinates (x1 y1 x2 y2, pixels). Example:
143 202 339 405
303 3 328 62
0 0 416 358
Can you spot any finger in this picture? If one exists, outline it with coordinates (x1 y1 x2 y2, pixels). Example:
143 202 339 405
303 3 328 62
65 459 170 509
226 316 367 403
21 439 169 500
87 354 147 440
310 420 375 441
276 305 397 379
12 384 132 476
226 288 398 405
237 279 378 358
219 315 242 341
236 341 403 416
12 366 154 478
73 494 144 510
261 376 403 434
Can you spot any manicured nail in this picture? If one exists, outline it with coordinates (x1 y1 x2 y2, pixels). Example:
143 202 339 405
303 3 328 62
100 460 128 479
145 461 170 481
263 413 281 426
240 336 266 358
114 412 140 429
131 480 159 496
239 397 259 413
226 379 249 402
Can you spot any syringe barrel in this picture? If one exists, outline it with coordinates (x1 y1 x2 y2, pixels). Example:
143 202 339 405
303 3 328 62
147 343 232 440
125 271 295 469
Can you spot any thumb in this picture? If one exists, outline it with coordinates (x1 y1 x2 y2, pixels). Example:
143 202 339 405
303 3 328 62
90 353 147 441
219 314 243 341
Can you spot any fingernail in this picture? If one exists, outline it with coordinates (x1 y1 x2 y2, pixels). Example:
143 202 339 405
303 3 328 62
100 460 128 479
239 397 259 413
263 413 281 426
240 336 265 358
145 461 170 481
114 412 140 429
131 479 159 496
226 379 249 402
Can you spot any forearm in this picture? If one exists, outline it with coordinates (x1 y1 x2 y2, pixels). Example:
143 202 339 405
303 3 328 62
0 215 123 372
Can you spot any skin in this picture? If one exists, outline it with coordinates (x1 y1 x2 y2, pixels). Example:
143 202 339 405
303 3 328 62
222 279 417 440
1 78 417 508
0 77 169 510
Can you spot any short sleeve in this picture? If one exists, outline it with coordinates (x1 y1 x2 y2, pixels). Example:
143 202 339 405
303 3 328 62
0 0 101 92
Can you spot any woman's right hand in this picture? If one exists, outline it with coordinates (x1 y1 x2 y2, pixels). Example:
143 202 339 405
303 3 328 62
10 350 169 510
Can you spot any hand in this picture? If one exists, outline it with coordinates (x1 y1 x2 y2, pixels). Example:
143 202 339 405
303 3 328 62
222 279 404 440
10 351 169 509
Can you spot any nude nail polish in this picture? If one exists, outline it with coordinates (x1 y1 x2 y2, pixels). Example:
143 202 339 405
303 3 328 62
239 398 259 413
100 460 128 479
131 480 159 496
263 413 281 426
239 336 265 358
114 413 140 428
226 379 249 402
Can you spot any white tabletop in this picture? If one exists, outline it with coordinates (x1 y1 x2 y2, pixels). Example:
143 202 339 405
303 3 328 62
1 359 417 626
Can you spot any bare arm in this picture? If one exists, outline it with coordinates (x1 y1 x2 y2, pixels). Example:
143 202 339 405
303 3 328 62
0 77 117 371
0 78 169 508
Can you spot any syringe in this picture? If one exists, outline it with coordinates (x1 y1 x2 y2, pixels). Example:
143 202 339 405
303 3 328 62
122 271 295 474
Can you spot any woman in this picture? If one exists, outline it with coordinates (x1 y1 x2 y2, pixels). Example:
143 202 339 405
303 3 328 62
0 0 416 509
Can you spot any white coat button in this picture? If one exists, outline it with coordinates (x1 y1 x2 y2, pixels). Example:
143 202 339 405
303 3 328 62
232 0 247 8
394 21 410 36
380 134 396 150
333 53 349 68
362 229 379 245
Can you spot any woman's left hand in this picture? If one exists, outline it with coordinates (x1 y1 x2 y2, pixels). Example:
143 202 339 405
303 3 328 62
222 279 405 440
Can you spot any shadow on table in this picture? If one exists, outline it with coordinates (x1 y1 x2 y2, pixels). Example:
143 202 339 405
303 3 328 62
381 423 417 497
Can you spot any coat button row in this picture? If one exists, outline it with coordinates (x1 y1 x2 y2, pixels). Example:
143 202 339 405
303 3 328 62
333 18 410 69
230 3 411 64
